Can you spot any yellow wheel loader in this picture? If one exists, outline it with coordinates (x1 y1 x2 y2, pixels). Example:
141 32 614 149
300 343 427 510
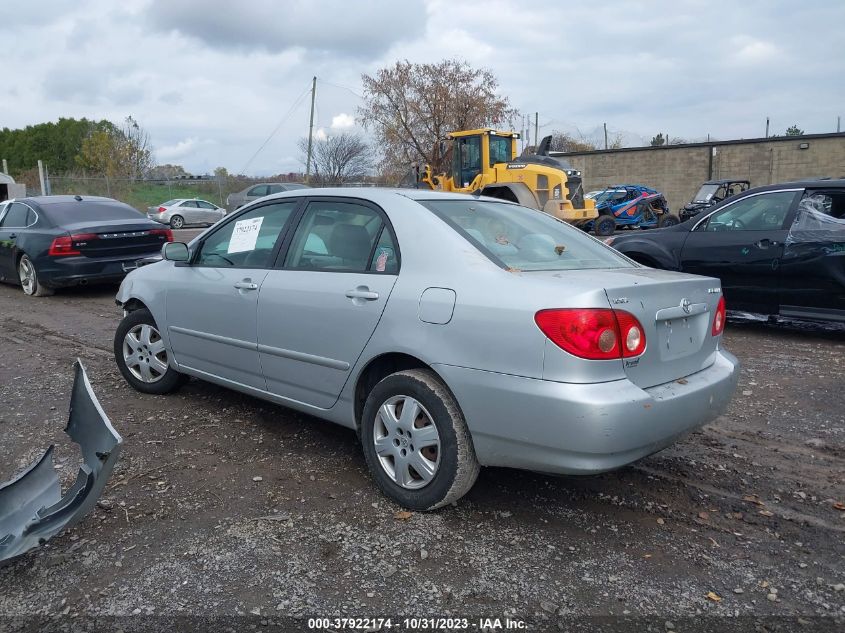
418 129 598 226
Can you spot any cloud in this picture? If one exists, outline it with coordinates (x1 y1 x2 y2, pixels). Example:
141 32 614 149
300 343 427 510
157 137 202 161
314 128 328 141
145 0 426 58
330 113 355 130
731 37 782 65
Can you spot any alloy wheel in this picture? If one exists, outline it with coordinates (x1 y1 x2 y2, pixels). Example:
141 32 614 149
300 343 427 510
373 395 441 489
18 258 36 295
122 324 168 383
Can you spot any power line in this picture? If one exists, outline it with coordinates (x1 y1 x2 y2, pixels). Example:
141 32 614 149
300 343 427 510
317 79 363 99
239 82 312 174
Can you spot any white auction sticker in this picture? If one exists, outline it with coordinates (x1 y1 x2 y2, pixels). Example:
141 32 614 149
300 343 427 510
227 217 264 254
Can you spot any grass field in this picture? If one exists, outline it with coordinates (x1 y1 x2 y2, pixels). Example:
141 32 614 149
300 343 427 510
48 179 234 213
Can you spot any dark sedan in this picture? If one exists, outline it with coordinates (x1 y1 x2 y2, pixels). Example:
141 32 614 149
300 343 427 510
0 195 173 297
606 179 845 323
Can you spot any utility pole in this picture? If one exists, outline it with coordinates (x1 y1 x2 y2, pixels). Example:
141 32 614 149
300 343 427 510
2 159 8 175
37 160 46 195
838 116 841 133
305 76 317 184
603 123 608 150
765 117 770 138
534 113 538 149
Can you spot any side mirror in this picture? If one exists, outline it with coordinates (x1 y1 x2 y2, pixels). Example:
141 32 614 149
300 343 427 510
162 242 189 262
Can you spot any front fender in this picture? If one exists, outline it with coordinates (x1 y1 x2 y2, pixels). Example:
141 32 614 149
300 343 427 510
612 238 679 270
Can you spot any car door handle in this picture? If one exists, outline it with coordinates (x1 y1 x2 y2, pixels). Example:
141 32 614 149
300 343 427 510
8 233 16 239
234 280 259 290
755 239 780 248
345 287 379 301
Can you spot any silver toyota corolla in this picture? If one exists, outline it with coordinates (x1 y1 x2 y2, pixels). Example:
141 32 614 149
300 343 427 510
114 189 738 510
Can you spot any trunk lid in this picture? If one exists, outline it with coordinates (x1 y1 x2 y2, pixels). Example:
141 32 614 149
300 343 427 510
529 268 722 388
600 268 721 388
64 219 170 258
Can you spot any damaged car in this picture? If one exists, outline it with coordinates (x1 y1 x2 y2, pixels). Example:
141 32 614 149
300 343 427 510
607 179 845 323
0 361 122 563
114 189 738 510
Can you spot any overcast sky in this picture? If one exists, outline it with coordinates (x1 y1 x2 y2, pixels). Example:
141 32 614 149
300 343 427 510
3 0 843 175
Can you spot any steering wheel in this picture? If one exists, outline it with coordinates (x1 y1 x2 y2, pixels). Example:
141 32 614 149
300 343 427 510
725 218 746 230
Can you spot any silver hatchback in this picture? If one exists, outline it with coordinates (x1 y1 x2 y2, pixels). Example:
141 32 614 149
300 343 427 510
115 189 738 510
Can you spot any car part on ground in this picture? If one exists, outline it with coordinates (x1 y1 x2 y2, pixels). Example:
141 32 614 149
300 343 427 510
417 129 599 226
0 360 122 564
0 195 173 295
679 179 750 222
146 198 226 228
115 188 738 509
608 179 845 323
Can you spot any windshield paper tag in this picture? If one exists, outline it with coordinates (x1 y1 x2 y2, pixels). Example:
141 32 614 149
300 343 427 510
228 217 263 253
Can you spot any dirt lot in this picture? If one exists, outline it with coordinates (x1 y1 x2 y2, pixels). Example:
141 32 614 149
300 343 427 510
0 277 843 631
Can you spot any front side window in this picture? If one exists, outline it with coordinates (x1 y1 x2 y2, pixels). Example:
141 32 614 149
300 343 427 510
195 201 297 268
196 200 216 209
284 201 391 272
422 199 635 271
703 191 797 232
248 185 268 197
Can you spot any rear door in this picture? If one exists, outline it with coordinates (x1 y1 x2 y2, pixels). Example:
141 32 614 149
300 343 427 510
0 202 32 279
165 200 300 389
779 188 845 321
196 200 223 224
679 189 800 314
257 198 400 408
178 200 200 224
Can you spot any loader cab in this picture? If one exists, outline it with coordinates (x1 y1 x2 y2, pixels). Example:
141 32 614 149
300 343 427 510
448 129 518 191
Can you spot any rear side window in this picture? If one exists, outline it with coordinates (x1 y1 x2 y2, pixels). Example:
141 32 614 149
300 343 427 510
180 200 198 208
195 201 297 268
421 199 634 271
248 185 268 197
284 201 395 272
0 203 31 228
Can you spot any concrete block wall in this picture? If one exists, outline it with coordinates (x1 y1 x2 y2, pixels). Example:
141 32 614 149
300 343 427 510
560 133 845 212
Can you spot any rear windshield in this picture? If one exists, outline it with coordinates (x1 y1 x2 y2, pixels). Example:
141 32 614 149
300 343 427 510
41 201 143 224
161 199 179 206
421 199 634 271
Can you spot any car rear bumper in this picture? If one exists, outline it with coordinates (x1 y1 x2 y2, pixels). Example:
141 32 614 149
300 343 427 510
147 214 169 224
38 252 162 287
433 349 739 475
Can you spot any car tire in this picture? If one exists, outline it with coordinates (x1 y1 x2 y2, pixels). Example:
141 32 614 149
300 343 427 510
18 254 54 297
114 309 187 395
659 213 681 228
169 215 185 230
594 215 616 236
360 369 480 511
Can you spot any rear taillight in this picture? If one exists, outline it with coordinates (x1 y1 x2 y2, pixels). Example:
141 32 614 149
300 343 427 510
150 228 173 242
48 233 98 257
534 308 646 360
157 206 167 212
711 296 726 336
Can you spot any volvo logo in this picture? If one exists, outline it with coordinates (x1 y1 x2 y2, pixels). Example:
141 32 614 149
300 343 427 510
681 298 692 314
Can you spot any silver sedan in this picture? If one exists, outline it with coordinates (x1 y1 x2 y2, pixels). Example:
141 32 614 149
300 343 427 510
147 198 226 229
115 189 738 510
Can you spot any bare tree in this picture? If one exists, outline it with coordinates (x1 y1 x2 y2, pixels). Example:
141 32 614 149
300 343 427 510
77 116 154 179
547 131 598 153
298 133 371 185
359 59 515 174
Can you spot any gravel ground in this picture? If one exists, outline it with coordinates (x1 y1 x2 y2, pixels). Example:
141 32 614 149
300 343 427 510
0 280 843 631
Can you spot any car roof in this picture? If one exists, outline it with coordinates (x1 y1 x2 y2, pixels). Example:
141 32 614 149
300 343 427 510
702 179 751 185
243 187 516 208
744 178 845 194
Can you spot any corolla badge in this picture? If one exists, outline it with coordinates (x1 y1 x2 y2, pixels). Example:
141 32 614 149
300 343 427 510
681 298 692 314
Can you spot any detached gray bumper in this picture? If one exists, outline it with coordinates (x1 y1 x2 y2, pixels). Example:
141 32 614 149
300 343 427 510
0 360 122 563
